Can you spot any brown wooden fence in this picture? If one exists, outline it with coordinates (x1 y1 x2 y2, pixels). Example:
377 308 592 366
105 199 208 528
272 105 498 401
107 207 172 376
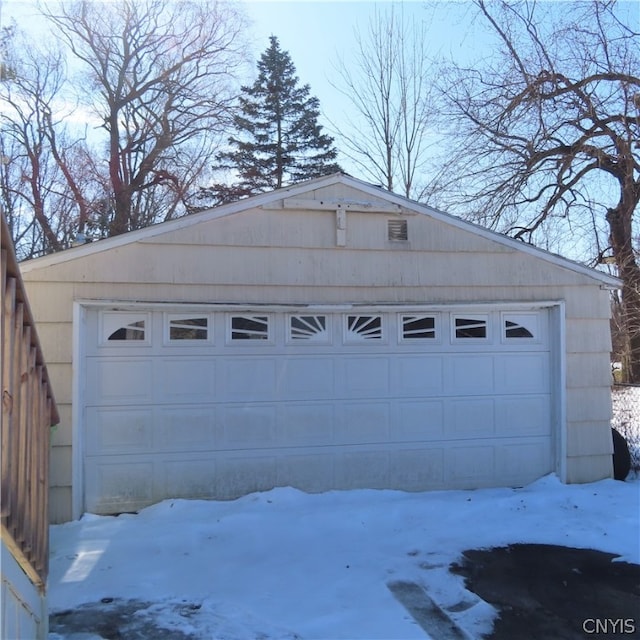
1 214 59 592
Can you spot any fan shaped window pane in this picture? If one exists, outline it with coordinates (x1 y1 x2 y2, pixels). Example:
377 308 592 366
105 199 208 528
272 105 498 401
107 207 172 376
289 315 328 343
345 315 383 342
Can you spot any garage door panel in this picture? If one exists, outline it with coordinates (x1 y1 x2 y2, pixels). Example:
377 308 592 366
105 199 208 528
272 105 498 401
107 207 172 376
448 398 496 438
495 354 549 394
394 356 444 397
334 450 390 489
338 402 390 444
164 458 216 499
156 408 216 451
85 407 153 454
85 460 155 514
447 355 494 395
219 405 277 448
279 403 335 445
159 358 216 402
276 358 336 399
445 445 496 486
276 453 335 492
342 357 390 396
216 454 277 499
389 448 445 489
86 358 154 405
395 400 445 440
223 358 278 400
496 440 552 482
494 396 552 437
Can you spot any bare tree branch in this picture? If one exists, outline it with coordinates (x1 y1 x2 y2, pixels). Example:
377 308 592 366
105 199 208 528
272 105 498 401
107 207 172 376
330 3 436 198
430 0 640 381
42 0 248 236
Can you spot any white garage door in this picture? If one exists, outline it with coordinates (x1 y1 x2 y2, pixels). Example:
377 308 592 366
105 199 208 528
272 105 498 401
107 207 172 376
82 306 554 514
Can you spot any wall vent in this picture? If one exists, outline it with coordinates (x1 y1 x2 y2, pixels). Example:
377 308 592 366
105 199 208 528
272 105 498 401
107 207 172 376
388 219 408 242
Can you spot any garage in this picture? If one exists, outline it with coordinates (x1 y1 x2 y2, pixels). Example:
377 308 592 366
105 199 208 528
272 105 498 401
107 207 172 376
20 173 619 522
82 304 554 514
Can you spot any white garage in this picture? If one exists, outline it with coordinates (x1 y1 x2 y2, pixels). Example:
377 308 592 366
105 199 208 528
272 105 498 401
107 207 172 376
81 304 555 514
20 173 619 521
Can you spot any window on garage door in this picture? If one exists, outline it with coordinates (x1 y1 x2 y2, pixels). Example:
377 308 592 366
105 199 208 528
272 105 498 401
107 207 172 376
344 314 384 343
166 315 210 342
452 314 489 340
399 314 438 341
502 312 540 342
101 312 149 343
288 315 330 343
229 314 271 342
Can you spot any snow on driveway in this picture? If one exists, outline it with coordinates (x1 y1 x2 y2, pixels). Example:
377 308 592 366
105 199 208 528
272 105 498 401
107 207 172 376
48 474 640 639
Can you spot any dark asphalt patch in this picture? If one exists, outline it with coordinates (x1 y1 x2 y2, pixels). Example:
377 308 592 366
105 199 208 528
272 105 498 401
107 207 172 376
450 544 640 640
49 598 197 640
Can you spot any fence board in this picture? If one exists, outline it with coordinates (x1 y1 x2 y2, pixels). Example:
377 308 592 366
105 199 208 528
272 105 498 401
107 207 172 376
1 274 16 520
1 214 59 591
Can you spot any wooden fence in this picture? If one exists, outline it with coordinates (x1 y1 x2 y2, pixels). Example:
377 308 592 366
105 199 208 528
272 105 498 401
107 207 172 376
1 214 59 592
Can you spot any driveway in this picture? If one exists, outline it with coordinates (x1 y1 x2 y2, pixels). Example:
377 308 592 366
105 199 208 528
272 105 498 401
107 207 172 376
50 543 640 639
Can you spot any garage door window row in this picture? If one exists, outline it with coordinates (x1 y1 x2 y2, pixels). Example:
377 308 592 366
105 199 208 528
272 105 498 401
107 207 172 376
101 311 540 347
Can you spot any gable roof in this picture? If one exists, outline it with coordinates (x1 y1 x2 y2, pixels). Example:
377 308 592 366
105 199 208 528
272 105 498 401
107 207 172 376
20 172 621 288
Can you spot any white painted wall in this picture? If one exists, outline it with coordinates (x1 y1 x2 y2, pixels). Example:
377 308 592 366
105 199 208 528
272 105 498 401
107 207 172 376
1 540 47 640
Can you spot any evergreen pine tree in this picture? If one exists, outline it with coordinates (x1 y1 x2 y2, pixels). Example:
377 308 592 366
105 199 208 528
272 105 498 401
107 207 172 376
202 36 341 204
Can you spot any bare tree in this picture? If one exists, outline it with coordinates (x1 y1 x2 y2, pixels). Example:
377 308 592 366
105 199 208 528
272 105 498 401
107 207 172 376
331 4 435 198
43 0 248 236
0 27 90 258
430 0 640 382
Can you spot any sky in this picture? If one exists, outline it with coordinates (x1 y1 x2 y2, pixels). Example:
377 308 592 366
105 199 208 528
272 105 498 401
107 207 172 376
47 474 640 639
4 0 636 177
2 0 637 168
241 0 481 172
0 0 482 176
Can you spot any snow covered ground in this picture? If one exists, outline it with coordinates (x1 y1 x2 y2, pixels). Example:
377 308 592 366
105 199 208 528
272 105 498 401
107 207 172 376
48 474 640 639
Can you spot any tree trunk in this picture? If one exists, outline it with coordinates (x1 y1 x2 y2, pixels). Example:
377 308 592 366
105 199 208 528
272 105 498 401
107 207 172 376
607 201 640 383
107 115 131 237
28 152 63 253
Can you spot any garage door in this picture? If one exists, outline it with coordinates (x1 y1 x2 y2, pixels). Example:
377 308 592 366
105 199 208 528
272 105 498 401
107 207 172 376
82 306 554 514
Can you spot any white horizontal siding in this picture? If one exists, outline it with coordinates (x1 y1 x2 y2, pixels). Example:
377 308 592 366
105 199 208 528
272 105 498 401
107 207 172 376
566 454 613 484
566 353 612 388
48 487 72 524
566 421 614 457
27 244 599 289
566 319 613 353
